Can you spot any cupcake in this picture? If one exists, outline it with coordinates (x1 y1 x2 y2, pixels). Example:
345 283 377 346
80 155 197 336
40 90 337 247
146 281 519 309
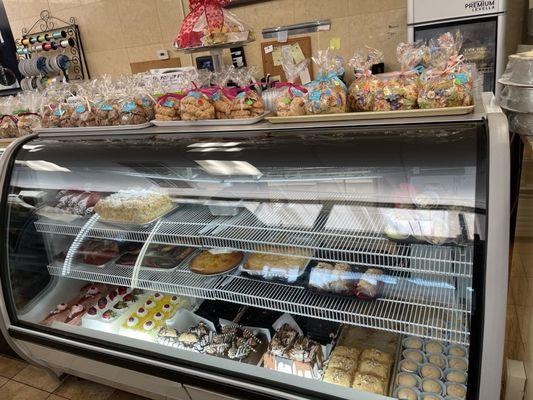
127 316 139 327
420 364 442 379
170 295 180 305
162 304 173 314
153 293 164 302
153 312 164 321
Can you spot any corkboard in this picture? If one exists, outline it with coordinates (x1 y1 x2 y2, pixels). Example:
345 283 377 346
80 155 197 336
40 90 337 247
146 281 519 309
261 37 313 84
130 58 182 74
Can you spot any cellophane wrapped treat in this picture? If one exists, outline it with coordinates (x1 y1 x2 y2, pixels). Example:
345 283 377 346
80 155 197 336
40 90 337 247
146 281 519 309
180 70 216 121
67 84 96 127
418 63 474 109
373 71 419 111
154 72 191 121
211 66 237 119
175 0 253 49
347 47 383 112
396 41 431 73
40 84 71 128
418 32 473 109
117 76 155 125
275 46 309 116
305 49 347 114
15 92 43 134
0 98 18 138
230 67 265 119
93 76 122 126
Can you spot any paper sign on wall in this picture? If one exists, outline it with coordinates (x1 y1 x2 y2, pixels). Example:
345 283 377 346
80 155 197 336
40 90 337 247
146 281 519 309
272 47 282 66
329 37 341 50
291 43 305 63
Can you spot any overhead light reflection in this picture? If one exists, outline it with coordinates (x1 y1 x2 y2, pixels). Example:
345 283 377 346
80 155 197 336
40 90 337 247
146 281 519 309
196 160 262 177
188 142 242 148
16 160 71 172
188 147 243 153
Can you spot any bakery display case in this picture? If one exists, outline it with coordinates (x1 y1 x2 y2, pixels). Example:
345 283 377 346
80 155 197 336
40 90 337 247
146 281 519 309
0 95 509 400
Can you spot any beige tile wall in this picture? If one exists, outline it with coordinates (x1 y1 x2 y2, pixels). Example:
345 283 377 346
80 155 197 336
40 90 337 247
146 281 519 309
4 0 528 79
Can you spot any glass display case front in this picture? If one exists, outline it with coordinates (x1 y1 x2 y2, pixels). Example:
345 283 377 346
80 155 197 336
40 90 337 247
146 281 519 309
2 122 487 399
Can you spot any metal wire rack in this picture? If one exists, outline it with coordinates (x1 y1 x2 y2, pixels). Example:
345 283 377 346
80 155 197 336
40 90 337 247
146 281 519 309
35 204 474 278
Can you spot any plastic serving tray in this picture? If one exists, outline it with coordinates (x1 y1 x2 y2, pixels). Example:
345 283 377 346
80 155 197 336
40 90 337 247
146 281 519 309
151 112 269 127
35 121 153 133
266 106 475 123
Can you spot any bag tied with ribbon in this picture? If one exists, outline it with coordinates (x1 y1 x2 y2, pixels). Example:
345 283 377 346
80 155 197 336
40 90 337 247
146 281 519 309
305 49 347 115
180 70 216 121
230 67 264 119
175 0 231 49
347 46 383 112
275 46 309 116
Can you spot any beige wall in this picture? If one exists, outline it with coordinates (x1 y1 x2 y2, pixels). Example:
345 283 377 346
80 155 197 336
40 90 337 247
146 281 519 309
5 0 529 80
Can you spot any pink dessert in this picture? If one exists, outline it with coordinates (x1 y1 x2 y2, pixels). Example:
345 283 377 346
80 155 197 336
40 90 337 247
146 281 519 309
65 304 85 324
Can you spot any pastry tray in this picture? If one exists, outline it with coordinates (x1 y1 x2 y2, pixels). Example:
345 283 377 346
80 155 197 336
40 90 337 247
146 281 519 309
96 202 180 228
187 249 246 277
116 246 195 273
35 121 153 133
266 105 475 124
151 112 269 127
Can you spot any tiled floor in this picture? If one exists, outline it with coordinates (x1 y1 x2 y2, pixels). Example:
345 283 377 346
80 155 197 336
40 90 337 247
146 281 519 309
0 354 150 400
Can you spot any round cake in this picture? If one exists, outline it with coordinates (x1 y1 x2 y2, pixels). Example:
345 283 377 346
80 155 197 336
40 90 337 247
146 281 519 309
189 250 244 275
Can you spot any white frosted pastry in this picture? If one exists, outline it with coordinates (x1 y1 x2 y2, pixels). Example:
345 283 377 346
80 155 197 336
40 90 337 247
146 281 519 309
144 299 156 309
126 316 139 327
143 320 155 331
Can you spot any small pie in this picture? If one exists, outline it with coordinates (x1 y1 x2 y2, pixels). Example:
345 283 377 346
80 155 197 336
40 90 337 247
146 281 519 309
189 250 243 275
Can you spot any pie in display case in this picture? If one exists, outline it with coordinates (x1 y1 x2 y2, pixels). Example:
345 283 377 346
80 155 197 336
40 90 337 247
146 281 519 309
0 96 509 400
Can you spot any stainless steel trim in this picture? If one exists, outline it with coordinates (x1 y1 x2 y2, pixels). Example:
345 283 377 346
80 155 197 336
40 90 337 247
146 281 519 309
479 108 509 400
262 20 331 38
408 12 506 27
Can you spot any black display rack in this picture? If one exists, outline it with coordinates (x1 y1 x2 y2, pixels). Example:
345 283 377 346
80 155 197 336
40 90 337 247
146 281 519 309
18 10 89 81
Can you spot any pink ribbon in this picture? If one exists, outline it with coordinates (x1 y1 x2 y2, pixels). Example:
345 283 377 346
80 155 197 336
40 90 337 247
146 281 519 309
156 93 186 106
0 115 18 124
175 0 230 49
274 82 308 97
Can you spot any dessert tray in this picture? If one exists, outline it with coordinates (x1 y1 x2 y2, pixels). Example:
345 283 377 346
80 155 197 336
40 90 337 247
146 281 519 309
266 106 475 124
35 121 153 133
96 203 180 228
151 112 269 127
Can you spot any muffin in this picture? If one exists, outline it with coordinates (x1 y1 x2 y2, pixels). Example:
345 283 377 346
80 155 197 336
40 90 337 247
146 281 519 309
425 340 445 354
428 354 447 369
399 359 419 373
404 349 425 364
422 378 444 394
404 336 424 350
420 364 442 379
445 369 467 384
395 386 420 400
447 344 467 358
448 357 468 371
397 372 420 388
446 383 467 398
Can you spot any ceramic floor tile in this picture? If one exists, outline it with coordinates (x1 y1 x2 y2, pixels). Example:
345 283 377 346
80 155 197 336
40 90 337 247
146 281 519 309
0 355 28 379
46 395 69 400
0 380 49 400
107 389 152 400
0 375 8 387
13 365 62 393
53 376 115 400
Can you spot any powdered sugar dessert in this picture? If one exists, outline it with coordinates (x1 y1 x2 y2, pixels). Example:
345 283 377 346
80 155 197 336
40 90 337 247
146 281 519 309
94 190 173 224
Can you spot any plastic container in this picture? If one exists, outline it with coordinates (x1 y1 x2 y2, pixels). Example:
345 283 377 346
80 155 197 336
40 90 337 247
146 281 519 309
403 349 426 364
394 386 421 400
420 378 446 395
307 262 385 301
499 51 533 86
206 200 244 217
498 85 533 113
241 249 312 284
443 368 467 384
